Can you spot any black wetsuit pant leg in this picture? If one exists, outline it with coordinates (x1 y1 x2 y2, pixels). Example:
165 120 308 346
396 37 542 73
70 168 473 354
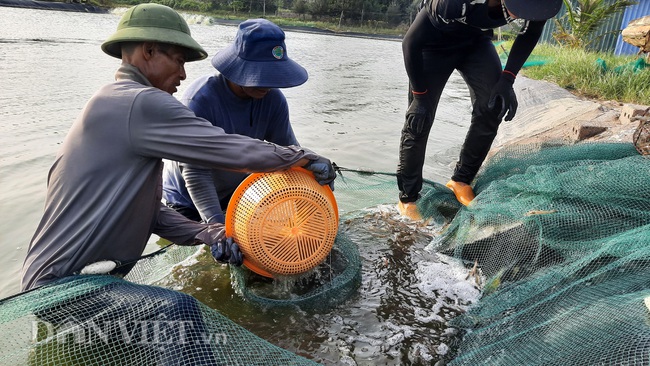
397 34 502 202
452 38 503 184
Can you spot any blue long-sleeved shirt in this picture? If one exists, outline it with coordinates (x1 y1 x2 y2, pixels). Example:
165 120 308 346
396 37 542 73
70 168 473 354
162 73 299 223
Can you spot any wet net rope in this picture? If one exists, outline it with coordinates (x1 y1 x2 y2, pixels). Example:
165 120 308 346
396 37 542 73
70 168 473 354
1 141 649 365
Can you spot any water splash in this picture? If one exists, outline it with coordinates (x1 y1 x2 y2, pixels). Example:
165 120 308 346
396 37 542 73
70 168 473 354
160 204 484 365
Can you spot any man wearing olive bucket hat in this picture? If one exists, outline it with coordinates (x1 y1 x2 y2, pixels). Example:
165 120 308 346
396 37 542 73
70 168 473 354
21 1 337 307
396 0 563 219
21 4 336 363
163 19 309 224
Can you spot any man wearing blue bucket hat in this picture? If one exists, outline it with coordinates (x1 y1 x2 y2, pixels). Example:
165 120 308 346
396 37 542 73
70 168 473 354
397 0 562 219
163 19 310 224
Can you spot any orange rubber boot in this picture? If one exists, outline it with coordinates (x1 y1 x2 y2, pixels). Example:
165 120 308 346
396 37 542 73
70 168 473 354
397 201 422 221
445 180 476 206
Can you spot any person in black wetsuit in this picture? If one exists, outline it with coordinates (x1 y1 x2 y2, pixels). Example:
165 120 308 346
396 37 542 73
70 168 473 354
397 0 562 218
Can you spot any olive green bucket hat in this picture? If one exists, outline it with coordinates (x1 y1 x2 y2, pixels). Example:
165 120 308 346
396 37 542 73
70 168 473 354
101 3 207 61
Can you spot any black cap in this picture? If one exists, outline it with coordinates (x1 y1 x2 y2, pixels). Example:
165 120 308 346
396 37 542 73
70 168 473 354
504 0 563 21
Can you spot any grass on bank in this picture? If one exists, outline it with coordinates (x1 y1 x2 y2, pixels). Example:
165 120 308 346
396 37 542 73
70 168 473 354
519 43 650 106
101 1 409 36
213 13 409 37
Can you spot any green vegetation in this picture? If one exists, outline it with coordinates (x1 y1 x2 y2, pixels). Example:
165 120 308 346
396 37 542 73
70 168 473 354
520 43 650 105
215 13 408 36
553 0 636 49
91 0 414 35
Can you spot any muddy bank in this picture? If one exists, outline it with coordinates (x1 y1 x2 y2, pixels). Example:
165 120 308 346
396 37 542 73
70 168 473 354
0 0 107 13
493 76 648 150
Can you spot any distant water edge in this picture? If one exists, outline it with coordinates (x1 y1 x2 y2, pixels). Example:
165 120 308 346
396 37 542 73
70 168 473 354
0 1 404 41
0 0 108 13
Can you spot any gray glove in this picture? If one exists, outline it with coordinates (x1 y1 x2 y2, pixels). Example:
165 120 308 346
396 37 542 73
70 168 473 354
302 153 336 191
210 237 243 266
195 224 243 266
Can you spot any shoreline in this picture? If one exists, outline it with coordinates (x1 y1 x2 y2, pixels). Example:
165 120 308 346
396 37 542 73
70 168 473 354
205 17 403 41
3 1 645 145
0 1 402 41
0 0 107 12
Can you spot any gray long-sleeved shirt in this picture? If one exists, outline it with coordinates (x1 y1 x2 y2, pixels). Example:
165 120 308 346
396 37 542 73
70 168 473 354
21 64 315 291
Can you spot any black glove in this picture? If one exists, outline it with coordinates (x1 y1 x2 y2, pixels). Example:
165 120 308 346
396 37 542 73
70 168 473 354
488 72 518 121
304 155 336 191
210 237 243 266
405 92 433 135
195 224 243 266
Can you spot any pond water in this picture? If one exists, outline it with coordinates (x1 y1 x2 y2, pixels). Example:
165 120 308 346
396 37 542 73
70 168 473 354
0 6 479 364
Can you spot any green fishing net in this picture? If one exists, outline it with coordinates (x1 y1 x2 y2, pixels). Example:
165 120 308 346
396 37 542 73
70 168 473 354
1 141 649 365
429 142 650 365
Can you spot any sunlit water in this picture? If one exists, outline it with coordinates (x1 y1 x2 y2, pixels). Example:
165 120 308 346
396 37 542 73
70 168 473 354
0 6 477 364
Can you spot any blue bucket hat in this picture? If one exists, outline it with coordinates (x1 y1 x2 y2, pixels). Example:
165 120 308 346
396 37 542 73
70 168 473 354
211 19 308 88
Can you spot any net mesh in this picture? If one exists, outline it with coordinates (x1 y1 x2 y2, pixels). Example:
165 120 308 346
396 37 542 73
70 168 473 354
0 275 320 365
1 141 649 365
429 142 650 365
229 235 361 311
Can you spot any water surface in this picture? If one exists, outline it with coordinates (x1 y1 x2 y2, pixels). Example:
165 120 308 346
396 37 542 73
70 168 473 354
1 7 478 364
0 7 472 297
